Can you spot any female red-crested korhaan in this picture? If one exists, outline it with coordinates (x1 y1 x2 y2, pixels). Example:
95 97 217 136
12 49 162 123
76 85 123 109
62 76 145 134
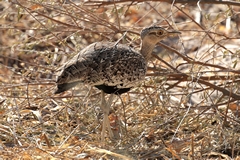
55 26 180 141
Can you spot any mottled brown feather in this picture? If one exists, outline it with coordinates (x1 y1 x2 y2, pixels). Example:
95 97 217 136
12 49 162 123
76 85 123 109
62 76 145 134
55 27 180 94
55 42 146 94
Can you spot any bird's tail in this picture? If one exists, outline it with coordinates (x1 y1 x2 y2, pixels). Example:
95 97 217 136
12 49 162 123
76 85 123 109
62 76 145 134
54 81 80 94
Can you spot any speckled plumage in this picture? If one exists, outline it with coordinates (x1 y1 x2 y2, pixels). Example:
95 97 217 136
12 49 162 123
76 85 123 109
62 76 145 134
55 27 180 95
55 42 146 94
54 26 180 141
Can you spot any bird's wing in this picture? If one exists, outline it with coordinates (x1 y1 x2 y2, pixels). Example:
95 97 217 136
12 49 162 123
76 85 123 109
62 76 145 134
55 42 146 90
55 42 101 84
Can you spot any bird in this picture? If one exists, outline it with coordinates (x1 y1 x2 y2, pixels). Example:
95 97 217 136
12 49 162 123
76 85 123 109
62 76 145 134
54 26 180 141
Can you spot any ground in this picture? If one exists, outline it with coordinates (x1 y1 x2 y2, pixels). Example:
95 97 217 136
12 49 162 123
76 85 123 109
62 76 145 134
0 0 240 159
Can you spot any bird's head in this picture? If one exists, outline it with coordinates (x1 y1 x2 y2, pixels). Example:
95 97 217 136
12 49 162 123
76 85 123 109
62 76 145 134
140 26 181 44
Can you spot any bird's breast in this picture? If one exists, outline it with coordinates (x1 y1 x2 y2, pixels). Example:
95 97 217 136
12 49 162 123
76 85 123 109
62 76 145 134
85 50 147 88
94 85 131 95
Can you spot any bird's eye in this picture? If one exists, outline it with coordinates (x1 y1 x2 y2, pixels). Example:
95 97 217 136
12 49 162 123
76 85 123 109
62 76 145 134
156 31 163 36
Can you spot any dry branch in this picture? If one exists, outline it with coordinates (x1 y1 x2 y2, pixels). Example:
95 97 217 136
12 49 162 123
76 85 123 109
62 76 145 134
85 0 240 7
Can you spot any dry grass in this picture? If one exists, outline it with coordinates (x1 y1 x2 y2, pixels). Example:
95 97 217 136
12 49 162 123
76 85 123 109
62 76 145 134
0 0 240 159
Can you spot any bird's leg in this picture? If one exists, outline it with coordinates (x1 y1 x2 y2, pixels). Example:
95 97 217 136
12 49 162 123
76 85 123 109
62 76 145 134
100 91 107 141
100 91 114 141
106 93 114 138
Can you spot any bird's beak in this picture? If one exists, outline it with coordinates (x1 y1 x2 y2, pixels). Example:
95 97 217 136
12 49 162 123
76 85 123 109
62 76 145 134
167 30 181 36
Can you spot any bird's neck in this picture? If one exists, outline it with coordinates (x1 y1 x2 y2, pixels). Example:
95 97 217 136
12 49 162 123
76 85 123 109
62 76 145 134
140 40 157 61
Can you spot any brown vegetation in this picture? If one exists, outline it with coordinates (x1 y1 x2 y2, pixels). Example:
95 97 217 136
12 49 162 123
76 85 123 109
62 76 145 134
0 0 240 159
